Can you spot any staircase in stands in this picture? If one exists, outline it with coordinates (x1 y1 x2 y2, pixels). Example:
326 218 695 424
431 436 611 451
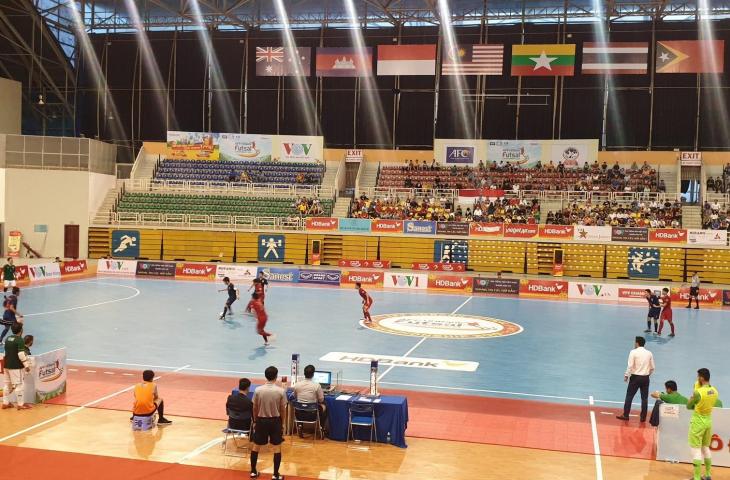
357 162 380 196
91 182 124 225
681 205 702 229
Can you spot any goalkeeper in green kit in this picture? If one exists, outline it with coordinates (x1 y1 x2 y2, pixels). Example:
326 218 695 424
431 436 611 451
687 368 719 480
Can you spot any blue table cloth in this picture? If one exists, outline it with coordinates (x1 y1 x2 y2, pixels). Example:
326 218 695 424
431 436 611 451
324 394 409 448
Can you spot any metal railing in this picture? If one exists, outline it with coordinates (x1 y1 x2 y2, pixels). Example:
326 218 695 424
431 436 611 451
130 145 146 180
101 212 306 231
121 178 334 199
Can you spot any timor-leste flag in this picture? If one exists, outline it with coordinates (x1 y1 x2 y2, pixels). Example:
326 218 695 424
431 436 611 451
655 40 724 74
511 44 576 76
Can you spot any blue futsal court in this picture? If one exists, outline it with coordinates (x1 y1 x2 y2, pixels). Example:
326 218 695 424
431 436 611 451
18 277 730 407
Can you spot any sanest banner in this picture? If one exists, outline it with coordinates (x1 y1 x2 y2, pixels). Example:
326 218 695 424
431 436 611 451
472 278 520 295
403 220 436 235
297 270 341 286
259 267 298 283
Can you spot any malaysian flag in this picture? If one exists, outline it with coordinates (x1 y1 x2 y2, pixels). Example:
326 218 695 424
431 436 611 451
256 46 311 76
442 45 503 75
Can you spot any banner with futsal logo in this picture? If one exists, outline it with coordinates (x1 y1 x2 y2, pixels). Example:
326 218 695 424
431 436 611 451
627 247 660 279
258 235 286 262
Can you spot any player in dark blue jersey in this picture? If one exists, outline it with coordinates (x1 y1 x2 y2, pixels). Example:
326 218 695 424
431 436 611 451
218 277 239 320
644 289 661 334
1 287 21 343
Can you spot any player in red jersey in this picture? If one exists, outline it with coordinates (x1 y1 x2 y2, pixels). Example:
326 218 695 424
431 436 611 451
248 293 273 346
248 273 269 305
356 282 373 324
657 287 675 337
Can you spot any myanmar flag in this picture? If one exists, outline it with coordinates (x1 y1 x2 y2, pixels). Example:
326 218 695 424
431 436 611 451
511 44 576 76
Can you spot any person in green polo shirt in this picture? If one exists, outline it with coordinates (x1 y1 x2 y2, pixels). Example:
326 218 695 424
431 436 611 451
687 368 719 480
3 257 17 292
649 380 687 426
2 323 32 410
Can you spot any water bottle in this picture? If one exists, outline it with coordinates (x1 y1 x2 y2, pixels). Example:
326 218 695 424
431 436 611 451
386 432 391 444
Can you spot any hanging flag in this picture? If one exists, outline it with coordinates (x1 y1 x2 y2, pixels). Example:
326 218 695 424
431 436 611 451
256 46 311 76
377 44 436 76
441 45 503 75
316 47 373 77
511 44 576 76
581 42 649 74
655 40 724 74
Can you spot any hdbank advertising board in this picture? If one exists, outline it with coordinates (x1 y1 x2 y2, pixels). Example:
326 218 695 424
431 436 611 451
218 133 273 161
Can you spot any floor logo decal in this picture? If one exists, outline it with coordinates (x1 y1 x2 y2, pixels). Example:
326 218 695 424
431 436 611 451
362 313 523 339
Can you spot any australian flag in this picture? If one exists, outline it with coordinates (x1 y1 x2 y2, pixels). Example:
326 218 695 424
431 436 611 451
627 247 660 279
256 47 311 76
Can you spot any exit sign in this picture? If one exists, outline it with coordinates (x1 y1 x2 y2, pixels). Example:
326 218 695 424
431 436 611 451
680 151 702 166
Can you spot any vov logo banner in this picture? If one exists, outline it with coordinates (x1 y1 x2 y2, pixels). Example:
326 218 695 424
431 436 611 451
112 230 140 258
258 235 285 262
627 247 660 279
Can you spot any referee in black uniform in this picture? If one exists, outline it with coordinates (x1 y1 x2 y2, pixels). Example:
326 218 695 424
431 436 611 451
251 366 287 480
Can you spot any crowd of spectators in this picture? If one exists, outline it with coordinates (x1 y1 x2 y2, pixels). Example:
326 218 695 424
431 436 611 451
350 193 539 223
381 159 661 193
706 164 730 194
546 200 682 227
292 197 325 216
702 200 730 231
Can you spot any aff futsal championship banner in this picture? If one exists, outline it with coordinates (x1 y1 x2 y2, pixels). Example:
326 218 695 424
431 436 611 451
167 132 323 163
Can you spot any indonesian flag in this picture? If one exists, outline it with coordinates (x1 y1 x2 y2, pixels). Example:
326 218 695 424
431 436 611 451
377 44 437 76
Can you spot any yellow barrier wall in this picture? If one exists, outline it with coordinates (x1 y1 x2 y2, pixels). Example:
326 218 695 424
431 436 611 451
379 237 435 268
88 227 111 259
162 230 235 262
471 240 526 274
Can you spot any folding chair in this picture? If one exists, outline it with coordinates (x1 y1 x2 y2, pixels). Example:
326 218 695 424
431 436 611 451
348 403 376 444
221 425 251 456
292 401 324 442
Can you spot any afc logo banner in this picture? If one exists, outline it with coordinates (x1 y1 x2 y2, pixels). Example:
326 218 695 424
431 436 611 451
258 235 285 262
445 146 474 164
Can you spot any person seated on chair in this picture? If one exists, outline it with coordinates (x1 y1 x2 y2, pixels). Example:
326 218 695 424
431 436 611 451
226 378 253 432
293 364 327 434
133 369 172 425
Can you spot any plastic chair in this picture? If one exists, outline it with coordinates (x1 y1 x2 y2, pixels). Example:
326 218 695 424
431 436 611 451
292 401 324 442
221 425 251 456
348 403 376 444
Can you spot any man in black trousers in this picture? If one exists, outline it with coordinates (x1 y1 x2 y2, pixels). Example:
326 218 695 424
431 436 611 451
617 336 655 422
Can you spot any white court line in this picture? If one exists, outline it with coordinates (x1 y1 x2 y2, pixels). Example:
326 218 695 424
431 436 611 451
23 283 140 317
588 395 604 480
0 364 190 443
377 296 473 382
178 436 224 463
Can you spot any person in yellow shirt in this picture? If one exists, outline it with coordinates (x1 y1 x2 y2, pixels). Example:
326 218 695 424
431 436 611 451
687 368 718 480
133 370 172 425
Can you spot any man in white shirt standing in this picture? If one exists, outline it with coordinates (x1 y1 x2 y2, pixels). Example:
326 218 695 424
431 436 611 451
617 336 655 422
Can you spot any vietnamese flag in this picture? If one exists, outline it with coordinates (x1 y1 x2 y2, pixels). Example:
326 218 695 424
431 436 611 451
655 40 724 73
511 44 576 76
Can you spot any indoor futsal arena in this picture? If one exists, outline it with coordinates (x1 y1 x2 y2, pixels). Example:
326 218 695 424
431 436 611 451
1 1 730 479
